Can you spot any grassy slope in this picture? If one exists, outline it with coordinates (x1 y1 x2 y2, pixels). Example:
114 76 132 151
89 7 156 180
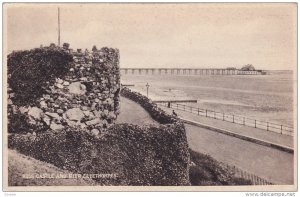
8 149 96 186
8 148 251 186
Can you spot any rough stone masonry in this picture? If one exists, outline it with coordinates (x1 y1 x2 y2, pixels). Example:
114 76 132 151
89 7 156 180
8 47 121 135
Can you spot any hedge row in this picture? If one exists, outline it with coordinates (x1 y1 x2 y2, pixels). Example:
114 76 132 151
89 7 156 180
120 87 177 124
8 123 190 186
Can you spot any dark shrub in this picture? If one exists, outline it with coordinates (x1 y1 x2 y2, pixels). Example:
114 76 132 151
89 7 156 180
189 149 233 185
8 123 190 186
7 47 73 106
189 149 253 186
7 111 47 134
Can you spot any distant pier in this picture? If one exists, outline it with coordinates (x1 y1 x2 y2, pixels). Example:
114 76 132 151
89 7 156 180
120 68 266 75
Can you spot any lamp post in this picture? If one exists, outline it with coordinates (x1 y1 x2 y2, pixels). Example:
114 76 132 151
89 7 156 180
146 82 150 98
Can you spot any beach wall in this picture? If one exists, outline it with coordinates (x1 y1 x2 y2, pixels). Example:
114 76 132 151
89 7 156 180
8 46 121 134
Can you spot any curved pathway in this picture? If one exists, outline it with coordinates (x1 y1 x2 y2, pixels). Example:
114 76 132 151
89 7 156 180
116 97 159 126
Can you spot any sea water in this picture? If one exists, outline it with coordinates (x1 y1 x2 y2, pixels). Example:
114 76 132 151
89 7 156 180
121 70 295 126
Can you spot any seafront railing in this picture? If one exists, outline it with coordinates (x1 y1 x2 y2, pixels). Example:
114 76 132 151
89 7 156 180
156 102 293 136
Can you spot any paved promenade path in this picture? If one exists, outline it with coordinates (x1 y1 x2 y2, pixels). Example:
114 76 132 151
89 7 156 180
160 105 294 149
185 124 293 185
116 97 159 126
117 97 294 185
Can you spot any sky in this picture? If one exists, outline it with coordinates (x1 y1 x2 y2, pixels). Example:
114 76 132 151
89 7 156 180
5 3 297 70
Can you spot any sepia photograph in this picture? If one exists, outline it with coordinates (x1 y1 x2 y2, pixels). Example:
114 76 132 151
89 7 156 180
2 2 297 192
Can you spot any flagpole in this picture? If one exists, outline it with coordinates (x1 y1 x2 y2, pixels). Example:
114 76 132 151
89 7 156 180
58 7 60 47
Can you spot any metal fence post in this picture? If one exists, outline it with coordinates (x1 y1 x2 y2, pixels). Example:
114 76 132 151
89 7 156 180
233 115 234 123
214 112 216 119
183 105 185 111
222 113 224 121
177 104 178 109
255 120 256 128
281 125 283 134
190 106 192 113
206 109 207 117
267 122 269 131
197 108 200 115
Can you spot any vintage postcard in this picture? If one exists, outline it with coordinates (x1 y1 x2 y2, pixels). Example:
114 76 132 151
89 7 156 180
2 3 297 192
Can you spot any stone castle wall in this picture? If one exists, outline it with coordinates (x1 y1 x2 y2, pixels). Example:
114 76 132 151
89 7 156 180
8 47 120 135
